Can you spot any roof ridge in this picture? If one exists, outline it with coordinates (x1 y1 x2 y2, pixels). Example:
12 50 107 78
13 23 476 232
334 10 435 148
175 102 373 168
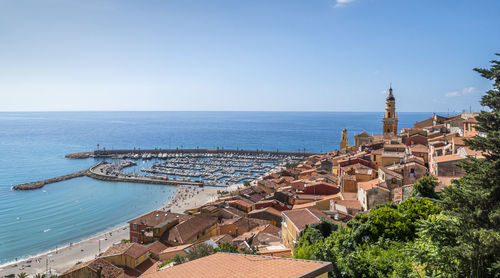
306 208 321 222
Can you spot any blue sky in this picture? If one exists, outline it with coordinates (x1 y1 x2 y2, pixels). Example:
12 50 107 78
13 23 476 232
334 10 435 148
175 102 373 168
0 0 499 112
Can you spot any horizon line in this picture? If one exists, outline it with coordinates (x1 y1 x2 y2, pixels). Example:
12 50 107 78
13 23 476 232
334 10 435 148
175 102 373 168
0 109 458 113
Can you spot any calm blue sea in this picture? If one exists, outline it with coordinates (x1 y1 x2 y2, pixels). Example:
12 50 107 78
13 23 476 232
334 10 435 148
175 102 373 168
0 111 431 265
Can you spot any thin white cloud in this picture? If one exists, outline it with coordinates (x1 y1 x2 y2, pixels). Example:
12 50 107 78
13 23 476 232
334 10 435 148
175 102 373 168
334 0 356 8
445 86 479 98
380 90 387 95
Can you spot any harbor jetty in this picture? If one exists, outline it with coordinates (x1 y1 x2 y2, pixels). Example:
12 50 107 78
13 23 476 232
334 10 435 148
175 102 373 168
12 170 89 190
65 148 317 159
86 161 206 187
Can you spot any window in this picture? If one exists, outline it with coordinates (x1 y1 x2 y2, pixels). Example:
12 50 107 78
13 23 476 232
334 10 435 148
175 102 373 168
132 223 137 230
388 112 391 118
132 237 137 243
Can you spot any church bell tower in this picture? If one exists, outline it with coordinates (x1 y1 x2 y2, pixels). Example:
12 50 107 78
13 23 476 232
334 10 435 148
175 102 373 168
382 86 398 136
340 128 349 150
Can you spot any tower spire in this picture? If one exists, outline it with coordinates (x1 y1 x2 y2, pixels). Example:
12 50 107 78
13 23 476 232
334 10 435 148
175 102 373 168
383 85 398 136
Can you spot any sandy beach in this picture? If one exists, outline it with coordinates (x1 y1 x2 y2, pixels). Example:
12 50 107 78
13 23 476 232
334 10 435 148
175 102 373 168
0 185 222 277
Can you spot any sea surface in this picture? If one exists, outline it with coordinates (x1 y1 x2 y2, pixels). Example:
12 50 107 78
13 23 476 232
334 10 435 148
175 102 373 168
0 111 432 265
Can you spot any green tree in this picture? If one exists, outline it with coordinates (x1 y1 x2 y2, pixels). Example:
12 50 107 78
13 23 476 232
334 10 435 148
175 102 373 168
349 205 412 243
412 214 463 277
214 242 239 253
172 254 187 265
437 54 500 277
16 273 28 278
186 243 214 261
410 175 440 199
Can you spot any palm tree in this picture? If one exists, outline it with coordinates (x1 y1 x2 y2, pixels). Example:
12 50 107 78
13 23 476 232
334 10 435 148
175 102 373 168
17 273 28 278
34 274 46 278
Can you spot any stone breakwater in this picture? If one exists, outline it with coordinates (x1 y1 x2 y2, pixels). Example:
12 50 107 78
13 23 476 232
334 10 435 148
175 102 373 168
12 170 89 190
65 148 316 159
12 162 213 191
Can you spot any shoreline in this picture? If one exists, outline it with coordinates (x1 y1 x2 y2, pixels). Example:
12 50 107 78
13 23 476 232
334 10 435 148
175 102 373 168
0 184 222 276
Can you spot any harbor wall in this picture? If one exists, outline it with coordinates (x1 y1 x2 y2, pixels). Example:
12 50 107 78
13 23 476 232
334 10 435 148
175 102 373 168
12 170 89 190
66 148 317 159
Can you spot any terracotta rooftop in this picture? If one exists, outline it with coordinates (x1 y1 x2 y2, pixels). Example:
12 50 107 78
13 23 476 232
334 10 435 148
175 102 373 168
229 199 254 208
260 224 281 237
165 216 217 244
101 243 149 260
205 234 234 245
282 208 327 232
453 136 468 146
219 216 259 231
139 252 333 278
129 210 192 227
379 166 403 179
248 206 282 217
358 179 388 191
147 241 170 256
60 258 124 278
461 146 484 158
258 248 293 258
292 202 317 210
159 243 193 254
435 154 466 163
384 143 407 149
334 200 363 210
409 144 427 153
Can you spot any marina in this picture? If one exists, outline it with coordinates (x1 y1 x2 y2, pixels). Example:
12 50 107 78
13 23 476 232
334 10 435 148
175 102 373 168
136 151 302 185
13 149 308 190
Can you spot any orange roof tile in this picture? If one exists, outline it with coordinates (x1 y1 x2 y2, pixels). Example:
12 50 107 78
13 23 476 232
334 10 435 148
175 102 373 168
147 241 170 256
435 154 465 163
101 243 149 259
159 243 193 254
139 253 332 278
61 258 124 278
358 179 387 191
334 200 363 210
282 208 327 231
129 210 192 227
165 216 217 244
248 206 282 217
409 144 427 153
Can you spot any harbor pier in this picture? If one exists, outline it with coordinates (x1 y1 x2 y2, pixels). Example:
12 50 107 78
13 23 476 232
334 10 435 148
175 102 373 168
65 148 317 159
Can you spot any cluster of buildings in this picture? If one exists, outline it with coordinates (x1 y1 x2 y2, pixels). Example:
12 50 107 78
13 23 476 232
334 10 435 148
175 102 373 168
60 87 481 278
